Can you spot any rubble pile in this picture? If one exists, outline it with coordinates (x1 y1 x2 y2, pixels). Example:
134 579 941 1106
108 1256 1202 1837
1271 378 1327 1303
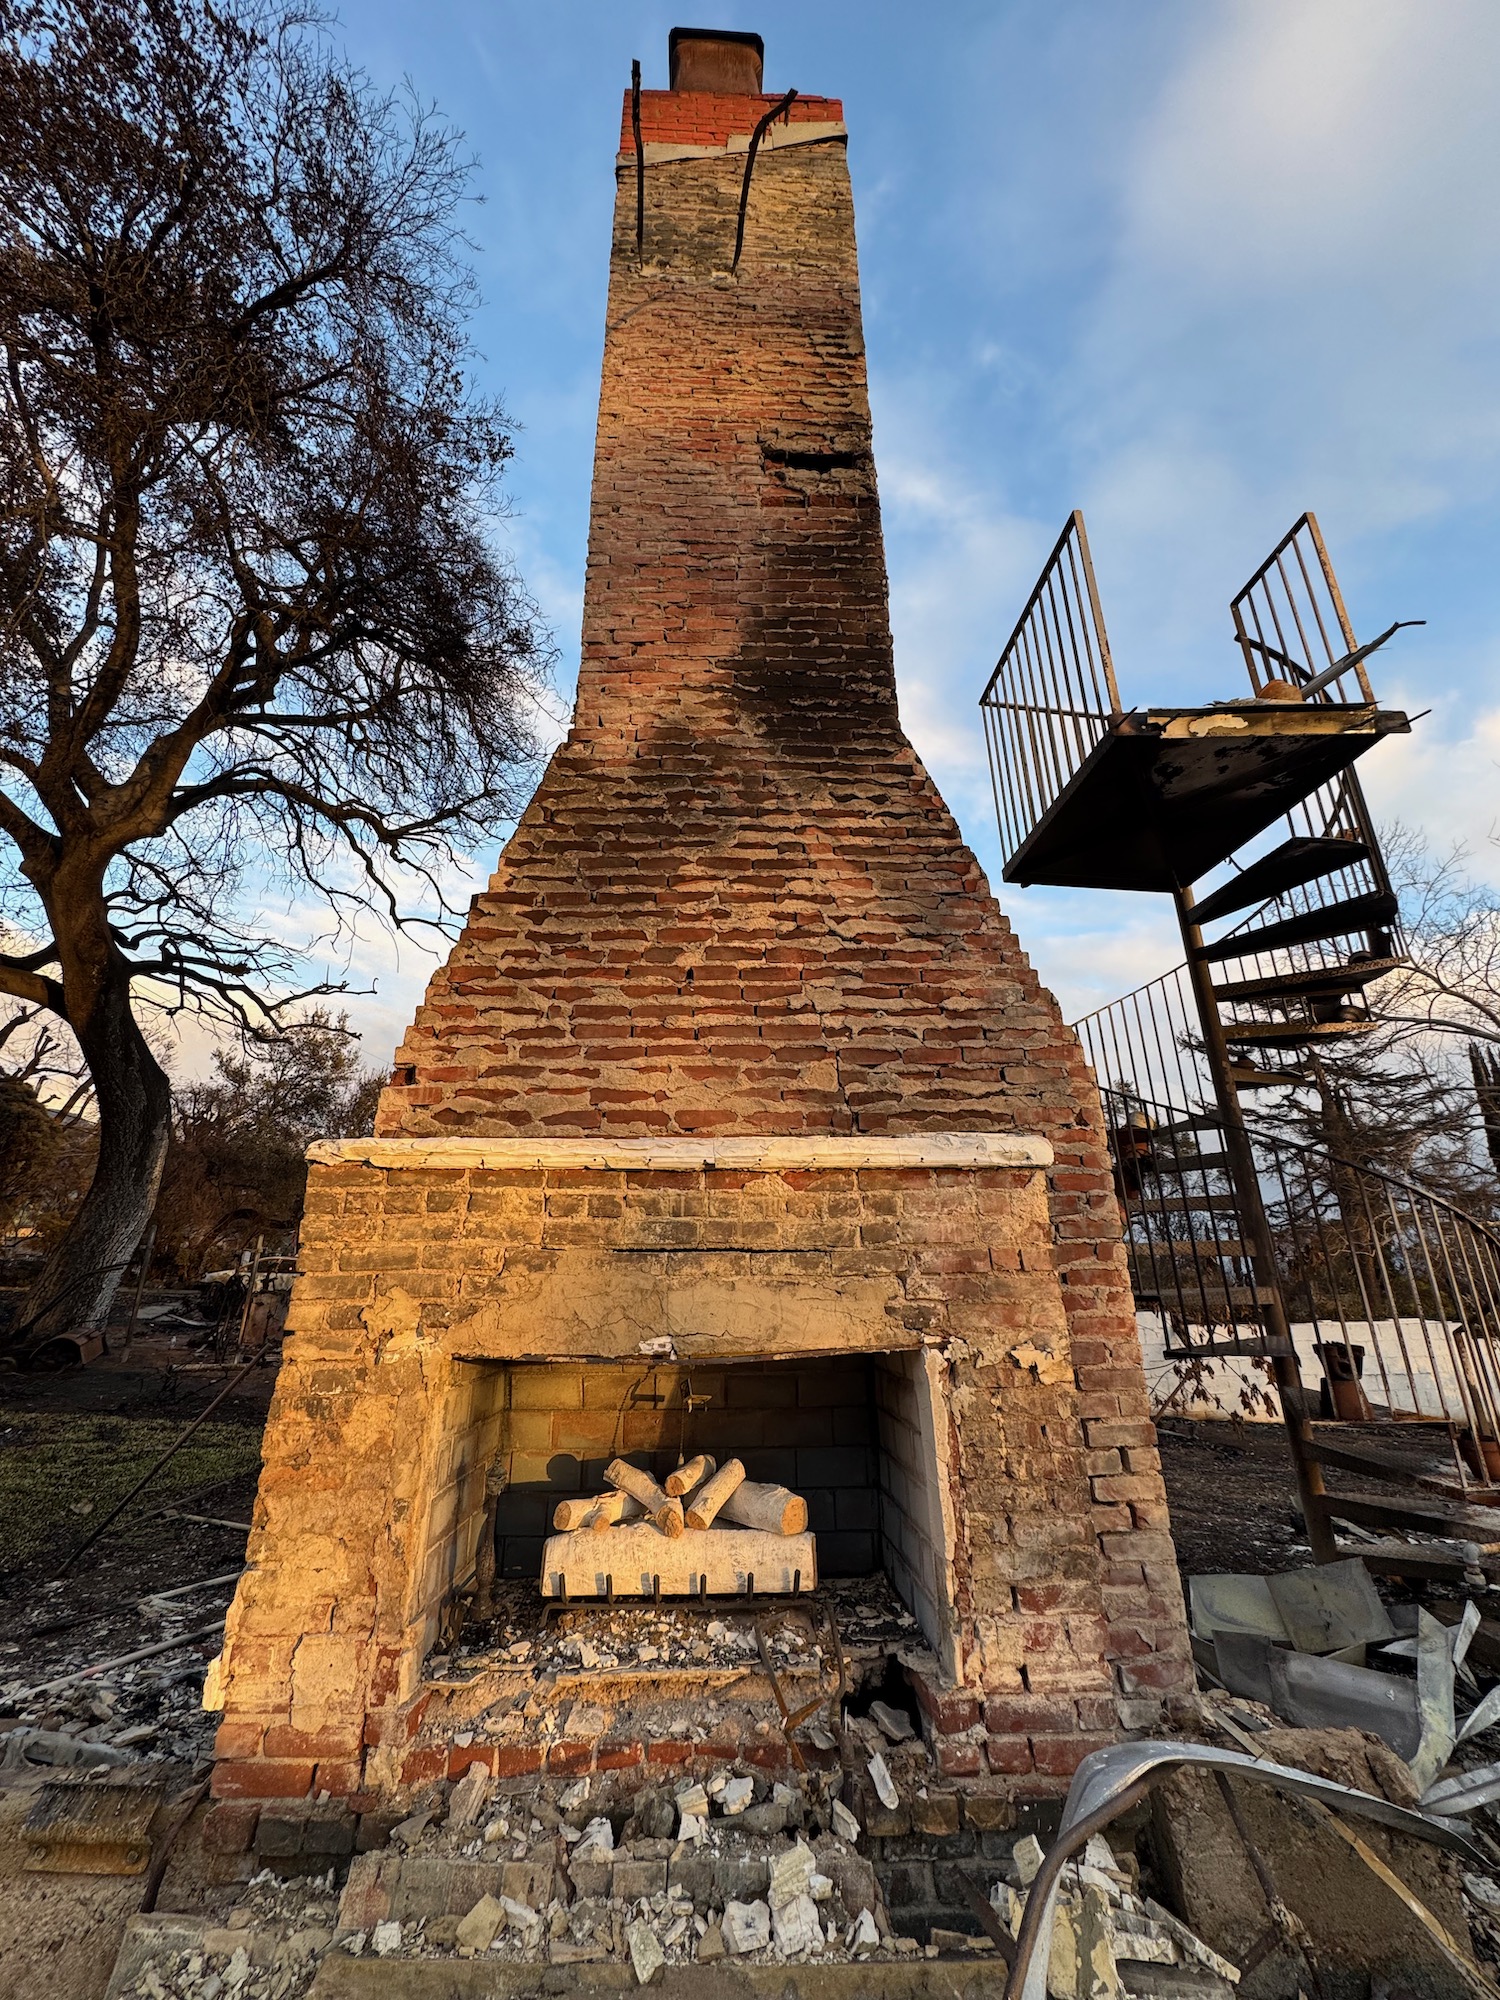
994 1830 1240 1998
0 1579 223 1776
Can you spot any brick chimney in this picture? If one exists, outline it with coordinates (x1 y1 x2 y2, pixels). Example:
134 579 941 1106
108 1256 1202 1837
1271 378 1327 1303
207 35 1191 1807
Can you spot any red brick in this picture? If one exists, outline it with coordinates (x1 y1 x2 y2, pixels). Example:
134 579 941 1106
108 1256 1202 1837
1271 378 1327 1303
446 1746 498 1778
546 1741 594 1776
936 1740 984 1778
912 1681 983 1735
1030 1734 1114 1778
742 1742 793 1772
645 1740 694 1766
213 1760 315 1801
263 1722 363 1761
315 1759 365 1796
397 1749 446 1786
214 1719 265 1762
492 1747 544 1779
985 1735 1036 1776
595 1740 644 1771
982 1695 1076 1737
202 1801 261 1853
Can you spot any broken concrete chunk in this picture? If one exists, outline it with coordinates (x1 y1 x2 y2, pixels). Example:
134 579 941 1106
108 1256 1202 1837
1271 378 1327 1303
677 1812 707 1844
1084 1834 1130 1885
773 1890 825 1957
1141 1899 1242 1984
697 1920 726 1961
807 1723 837 1752
717 1775 754 1816
870 1700 915 1743
1013 1833 1045 1886
867 1752 898 1811
626 1917 665 1985
810 1872 834 1902
454 1895 505 1953
447 1761 491 1829
831 1797 861 1843
574 1814 615 1857
1076 1883 1124 1998
558 1777 590 1810
370 1921 401 1957
722 1898 772 1955
991 1881 1022 1933
851 1908 880 1954
768 1839 816 1911
674 1780 708 1816
388 1811 431 1849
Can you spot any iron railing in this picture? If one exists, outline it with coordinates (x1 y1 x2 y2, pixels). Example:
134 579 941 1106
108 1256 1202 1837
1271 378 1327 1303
1231 512 1372 703
979 512 1120 872
1078 967 1500 1463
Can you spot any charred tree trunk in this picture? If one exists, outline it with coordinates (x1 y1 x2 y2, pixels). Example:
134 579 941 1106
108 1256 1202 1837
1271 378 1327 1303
14 961 170 1349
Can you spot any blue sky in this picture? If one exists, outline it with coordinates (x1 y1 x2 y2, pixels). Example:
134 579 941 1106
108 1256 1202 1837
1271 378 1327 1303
300 0 1500 1069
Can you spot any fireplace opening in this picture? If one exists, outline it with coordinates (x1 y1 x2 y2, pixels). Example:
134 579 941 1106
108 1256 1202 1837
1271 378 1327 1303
469 1351 955 1669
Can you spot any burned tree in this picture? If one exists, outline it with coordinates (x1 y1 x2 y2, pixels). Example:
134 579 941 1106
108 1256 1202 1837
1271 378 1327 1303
0 0 546 1342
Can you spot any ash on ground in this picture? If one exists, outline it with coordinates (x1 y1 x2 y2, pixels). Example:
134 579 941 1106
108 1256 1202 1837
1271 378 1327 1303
433 1573 920 1684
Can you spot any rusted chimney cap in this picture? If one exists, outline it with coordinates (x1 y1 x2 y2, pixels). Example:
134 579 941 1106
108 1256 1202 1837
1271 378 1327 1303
668 27 765 94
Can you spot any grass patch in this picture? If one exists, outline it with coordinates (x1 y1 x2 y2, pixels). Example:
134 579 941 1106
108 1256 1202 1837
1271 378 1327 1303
0 1406 265 1569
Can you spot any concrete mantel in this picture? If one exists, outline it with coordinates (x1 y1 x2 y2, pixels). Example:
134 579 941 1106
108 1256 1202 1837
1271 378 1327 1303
306 1133 1054 1172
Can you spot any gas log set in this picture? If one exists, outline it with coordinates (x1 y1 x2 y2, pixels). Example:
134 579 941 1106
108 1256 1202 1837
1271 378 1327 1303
543 1457 817 1602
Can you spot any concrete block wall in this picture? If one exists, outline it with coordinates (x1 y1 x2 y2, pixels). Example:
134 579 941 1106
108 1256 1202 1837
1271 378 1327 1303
875 1353 955 1676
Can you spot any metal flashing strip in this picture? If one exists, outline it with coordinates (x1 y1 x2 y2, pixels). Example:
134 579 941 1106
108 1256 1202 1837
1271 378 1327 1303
307 1133 1052 1171
618 122 848 169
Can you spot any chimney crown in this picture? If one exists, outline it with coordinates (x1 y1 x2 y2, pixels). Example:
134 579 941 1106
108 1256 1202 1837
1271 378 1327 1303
668 27 765 95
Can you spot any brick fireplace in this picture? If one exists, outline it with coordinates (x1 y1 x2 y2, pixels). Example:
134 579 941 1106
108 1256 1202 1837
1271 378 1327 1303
208 32 1191 1803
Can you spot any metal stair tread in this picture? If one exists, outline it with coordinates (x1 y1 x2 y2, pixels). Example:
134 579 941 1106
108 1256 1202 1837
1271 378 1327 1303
1213 955 1406 1004
1189 835 1370 926
1131 1195 1244 1215
1196 889 1400 964
1220 1018 1381 1047
1307 1433 1472 1499
1323 1490 1500 1543
1162 1337 1293 1360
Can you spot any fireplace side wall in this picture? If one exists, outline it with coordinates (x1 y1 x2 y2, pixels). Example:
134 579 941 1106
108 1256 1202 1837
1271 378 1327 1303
212 1157 1128 1798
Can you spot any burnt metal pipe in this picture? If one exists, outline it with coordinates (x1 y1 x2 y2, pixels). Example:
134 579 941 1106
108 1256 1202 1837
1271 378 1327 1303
630 59 645 265
731 88 798 274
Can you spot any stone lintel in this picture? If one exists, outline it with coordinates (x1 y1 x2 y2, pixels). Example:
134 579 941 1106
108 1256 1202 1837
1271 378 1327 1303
308 1133 1052 1172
